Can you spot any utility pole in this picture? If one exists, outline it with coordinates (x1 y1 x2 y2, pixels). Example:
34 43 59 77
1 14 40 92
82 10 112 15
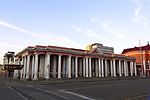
139 40 144 77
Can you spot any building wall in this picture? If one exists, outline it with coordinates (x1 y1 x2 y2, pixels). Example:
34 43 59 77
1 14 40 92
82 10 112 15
15 46 137 80
123 50 150 65
123 50 150 76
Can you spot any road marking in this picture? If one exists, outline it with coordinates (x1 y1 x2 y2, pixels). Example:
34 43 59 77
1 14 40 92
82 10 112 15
26 85 68 100
125 94 148 100
9 86 28 100
60 90 95 100
36 87 68 100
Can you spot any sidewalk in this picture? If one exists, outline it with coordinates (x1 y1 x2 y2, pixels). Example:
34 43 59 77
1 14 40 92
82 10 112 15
20 76 150 85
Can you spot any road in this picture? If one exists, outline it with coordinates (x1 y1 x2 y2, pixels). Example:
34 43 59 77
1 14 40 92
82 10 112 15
0 78 150 100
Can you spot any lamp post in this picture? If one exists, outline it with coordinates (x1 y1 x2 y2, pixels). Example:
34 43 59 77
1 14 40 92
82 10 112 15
139 40 146 77
139 40 143 76
148 60 150 76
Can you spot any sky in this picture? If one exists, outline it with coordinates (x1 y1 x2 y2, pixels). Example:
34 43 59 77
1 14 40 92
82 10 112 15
0 0 150 64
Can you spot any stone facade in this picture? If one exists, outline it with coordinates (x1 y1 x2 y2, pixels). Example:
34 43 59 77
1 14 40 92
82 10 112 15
15 44 136 80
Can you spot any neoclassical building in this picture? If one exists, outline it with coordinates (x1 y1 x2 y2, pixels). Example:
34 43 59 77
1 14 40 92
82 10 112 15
15 43 137 80
122 42 150 76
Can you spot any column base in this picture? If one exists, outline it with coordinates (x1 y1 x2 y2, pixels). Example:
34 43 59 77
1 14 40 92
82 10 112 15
45 77 49 80
33 78 38 80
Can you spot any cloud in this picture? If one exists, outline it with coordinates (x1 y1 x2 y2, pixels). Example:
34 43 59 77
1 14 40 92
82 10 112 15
90 16 98 23
0 20 82 63
0 42 23 48
0 20 38 38
101 20 127 39
71 25 100 38
85 28 99 37
101 20 112 29
71 25 82 32
132 0 149 28
0 42 24 64
59 36 81 48
0 20 81 49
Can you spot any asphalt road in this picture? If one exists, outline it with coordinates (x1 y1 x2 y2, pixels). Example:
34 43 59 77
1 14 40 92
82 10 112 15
0 78 150 100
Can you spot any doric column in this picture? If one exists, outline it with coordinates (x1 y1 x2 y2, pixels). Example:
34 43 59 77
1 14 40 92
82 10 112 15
105 59 108 77
20 58 23 78
13 59 20 78
110 60 113 77
75 57 78 77
101 59 104 77
13 70 18 78
143 60 146 76
79 58 82 77
126 61 129 76
85 57 89 77
62 57 66 77
95 59 99 77
31 55 35 79
26 55 30 79
17 59 21 78
89 58 92 77
113 59 116 77
21 57 25 78
71 58 74 77
58 55 62 78
119 60 122 77
53 56 57 78
44 54 50 79
134 62 137 76
67 55 71 78
71 57 75 77
83 58 86 77
33 54 38 80
23 56 27 78
124 60 127 76
98 58 101 77
130 61 133 76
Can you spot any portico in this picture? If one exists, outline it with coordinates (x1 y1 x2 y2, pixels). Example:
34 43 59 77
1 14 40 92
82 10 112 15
15 44 136 80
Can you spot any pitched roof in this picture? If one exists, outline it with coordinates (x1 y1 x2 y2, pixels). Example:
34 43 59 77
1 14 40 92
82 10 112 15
122 43 150 54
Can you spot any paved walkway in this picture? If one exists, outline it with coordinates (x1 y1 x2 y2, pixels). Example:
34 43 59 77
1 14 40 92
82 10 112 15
15 76 150 85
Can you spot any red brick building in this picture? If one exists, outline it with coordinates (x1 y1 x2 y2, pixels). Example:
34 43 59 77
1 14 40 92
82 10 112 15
122 42 150 76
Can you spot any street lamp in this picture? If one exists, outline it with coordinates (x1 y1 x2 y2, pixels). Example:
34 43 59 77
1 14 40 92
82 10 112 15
139 40 143 76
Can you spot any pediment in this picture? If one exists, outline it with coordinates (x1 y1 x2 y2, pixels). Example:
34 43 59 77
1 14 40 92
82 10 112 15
90 48 103 55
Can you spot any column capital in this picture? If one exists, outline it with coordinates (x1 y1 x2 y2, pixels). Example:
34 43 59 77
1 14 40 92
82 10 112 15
58 54 62 57
68 55 72 57
75 56 79 58
46 52 51 55
34 52 39 55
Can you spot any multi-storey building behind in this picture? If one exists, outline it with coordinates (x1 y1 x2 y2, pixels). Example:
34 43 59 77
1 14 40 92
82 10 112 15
122 42 150 76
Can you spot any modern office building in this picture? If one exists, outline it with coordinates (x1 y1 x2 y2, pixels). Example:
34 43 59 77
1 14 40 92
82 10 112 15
122 42 150 76
15 43 137 80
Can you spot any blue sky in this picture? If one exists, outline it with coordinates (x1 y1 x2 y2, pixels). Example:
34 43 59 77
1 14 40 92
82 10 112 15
0 0 150 63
